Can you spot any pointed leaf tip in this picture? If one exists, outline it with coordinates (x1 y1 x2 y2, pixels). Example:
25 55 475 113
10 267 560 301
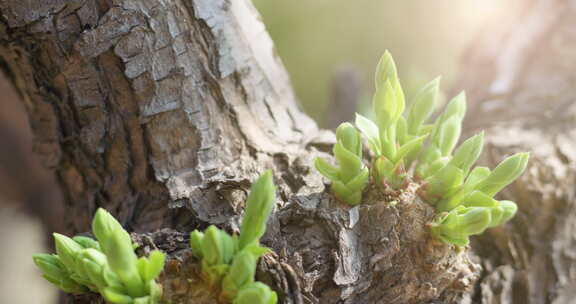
92 208 123 244
407 77 441 135
355 113 381 155
448 132 484 174
375 50 398 89
475 152 529 196
335 122 361 156
239 172 277 250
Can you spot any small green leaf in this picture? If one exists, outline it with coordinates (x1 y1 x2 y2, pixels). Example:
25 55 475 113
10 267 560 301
330 167 368 206
379 124 398 160
463 167 491 191
458 207 492 235
222 250 257 298
496 200 518 226
407 77 440 135
344 168 369 193
33 254 75 287
103 267 124 291
418 124 435 136
105 231 145 297
392 78 406 121
438 92 466 124
374 80 401 130
314 157 340 182
53 233 83 272
91 209 146 297
489 206 504 228
355 113 381 155
73 236 100 250
374 50 398 89
331 180 357 205
204 226 232 266
133 297 149 304
427 92 466 152
437 116 462 157
234 282 278 304
238 171 276 250
425 165 464 204
241 243 270 257
462 191 498 208
333 142 363 183
475 153 529 196
190 230 205 258
374 156 395 179
415 147 442 179
396 116 408 146
41 273 87 294
136 257 149 282
79 249 108 289
336 122 362 157
425 157 449 178
448 132 484 175
92 209 124 246
102 287 134 304
432 206 492 246
144 251 165 282
395 134 428 163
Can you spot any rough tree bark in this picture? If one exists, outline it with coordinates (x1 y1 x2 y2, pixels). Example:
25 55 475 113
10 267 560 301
456 0 576 303
0 0 571 304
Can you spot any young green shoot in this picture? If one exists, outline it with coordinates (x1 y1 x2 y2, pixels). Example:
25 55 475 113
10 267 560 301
33 208 165 304
315 122 369 205
315 50 530 246
189 170 278 304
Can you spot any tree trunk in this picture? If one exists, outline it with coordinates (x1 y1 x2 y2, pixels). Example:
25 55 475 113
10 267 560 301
0 0 571 304
456 0 576 303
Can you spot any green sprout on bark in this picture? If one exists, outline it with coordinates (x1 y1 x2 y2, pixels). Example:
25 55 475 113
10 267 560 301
315 122 370 205
189 170 278 304
314 50 529 246
33 209 165 304
428 153 528 245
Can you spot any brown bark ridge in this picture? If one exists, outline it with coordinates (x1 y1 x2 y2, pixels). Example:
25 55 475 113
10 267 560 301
456 1 576 303
0 1 505 304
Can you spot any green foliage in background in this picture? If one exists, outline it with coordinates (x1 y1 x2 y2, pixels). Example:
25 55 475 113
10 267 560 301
190 171 278 304
33 209 165 304
315 51 529 246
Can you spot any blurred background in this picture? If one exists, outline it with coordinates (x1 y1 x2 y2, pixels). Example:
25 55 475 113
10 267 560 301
0 0 523 302
254 0 523 126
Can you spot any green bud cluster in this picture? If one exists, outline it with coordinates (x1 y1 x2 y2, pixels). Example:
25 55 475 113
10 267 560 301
314 50 530 246
33 209 165 304
428 153 528 245
315 122 369 205
356 51 430 188
189 171 278 304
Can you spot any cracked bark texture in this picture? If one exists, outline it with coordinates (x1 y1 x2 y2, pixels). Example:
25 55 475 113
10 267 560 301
0 0 567 304
456 0 576 303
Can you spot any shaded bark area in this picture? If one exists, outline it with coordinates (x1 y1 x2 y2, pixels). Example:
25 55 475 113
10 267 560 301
0 72 65 239
0 0 544 304
456 0 576 303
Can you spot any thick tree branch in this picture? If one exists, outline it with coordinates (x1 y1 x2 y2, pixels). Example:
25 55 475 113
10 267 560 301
457 1 576 303
0 1 520 303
